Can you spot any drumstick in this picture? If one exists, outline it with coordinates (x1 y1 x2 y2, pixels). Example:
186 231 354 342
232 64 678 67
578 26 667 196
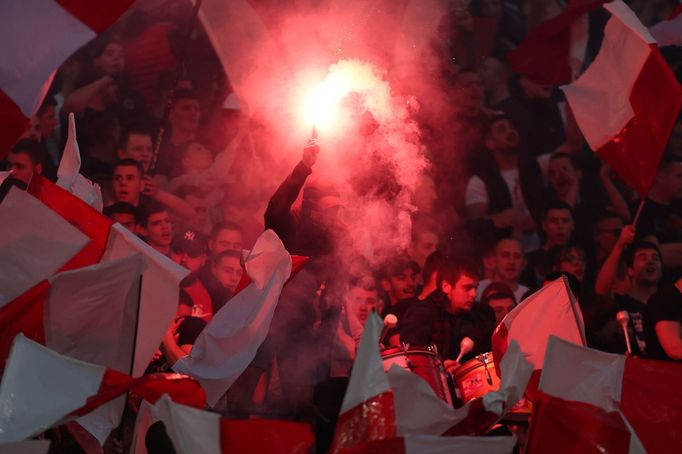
455 337 474 363
616 311 632 355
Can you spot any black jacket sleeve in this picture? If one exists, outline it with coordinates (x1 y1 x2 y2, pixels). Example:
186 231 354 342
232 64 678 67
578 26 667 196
264 161 312 248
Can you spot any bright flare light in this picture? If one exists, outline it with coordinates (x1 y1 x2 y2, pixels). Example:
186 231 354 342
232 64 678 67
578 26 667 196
301 72 353 133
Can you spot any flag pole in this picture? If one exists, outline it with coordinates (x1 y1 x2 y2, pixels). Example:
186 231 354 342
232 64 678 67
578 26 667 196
149 0 204 173
632 197 646 227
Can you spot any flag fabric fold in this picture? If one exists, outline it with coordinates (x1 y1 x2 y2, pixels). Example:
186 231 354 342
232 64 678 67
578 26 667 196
173 229 292 405
492 276 585 390
56 113 103 211
0 335 205 443
132 395 314 454
0 187 89 308
561 0 682 197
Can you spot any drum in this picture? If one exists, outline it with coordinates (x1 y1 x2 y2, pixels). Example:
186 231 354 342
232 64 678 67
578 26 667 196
451 352 500 403
451 352 532 420
380 346 453 406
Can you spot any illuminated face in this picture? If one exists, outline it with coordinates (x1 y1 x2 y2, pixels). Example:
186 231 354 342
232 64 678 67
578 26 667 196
122 134 153 172
181 142 213 174
488 297 515 324
94 42 125 74
143 211 172 249
542 209 574 248
383 267 417 301
410 232 439 268
495 239 525 282
110 212 135 231
212 255 243 292
628 248 662 286
443 274 479 314
557 247 586 283
38 105 58 138
170 98 201 133
7 153 40 184
346 286 380 325
209 229 243 256
112 165 142 205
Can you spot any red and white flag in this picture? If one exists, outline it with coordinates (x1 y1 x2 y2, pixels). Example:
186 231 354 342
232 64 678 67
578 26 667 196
529 339 639 453
329 312 396 454
526 336 660 453
0 334 205 443
492 276 586 395
0 0 134 156
508 1 606 84
562 0 682 197
131 395 313 454
173 229 293 405
0 187 89 307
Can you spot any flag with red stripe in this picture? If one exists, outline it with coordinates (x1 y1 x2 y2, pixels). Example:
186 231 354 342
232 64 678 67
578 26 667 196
0 0 133 156
562 0 682 197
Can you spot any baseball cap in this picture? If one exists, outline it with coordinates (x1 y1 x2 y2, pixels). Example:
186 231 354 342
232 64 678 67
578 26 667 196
171 229 207 258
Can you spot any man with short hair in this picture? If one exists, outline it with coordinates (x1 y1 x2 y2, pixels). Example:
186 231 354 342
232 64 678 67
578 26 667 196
380 258 419 315
6 139 44 184
478 237 529 302
117 127 154 172
210 250 244 312
465 115 543 250
591 239 663 356
400 260 496 368
525 201 575 286
112 159 144 206
637 154 682 283
208 222 244 256
170 229 208 274
135 202 173 256
103 202 137 230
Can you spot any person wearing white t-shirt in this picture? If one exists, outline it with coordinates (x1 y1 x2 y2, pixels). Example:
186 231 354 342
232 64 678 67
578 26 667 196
465 115 544 251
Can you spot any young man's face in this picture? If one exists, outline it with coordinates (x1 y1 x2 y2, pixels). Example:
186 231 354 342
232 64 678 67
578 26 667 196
383 267 417 302
212 255 243 292
171 251 206 274
486 119 520 152
113 165 143 205
557 247 586 283
346 286 380 325
94 42 125 74
593 217 623 253
120 134 153 172
542 209 574 248
548 157 580 197
209 229 243 256
170 98 201 132
629 248 662 286
443 273 479 314
488 296 515 324
495 239 525 283
142 211 172 249
7 152 41 184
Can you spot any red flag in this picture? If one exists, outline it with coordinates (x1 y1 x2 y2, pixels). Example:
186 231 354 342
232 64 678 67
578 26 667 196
508 1 606 85
0 0 134 156
562 1 682 197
